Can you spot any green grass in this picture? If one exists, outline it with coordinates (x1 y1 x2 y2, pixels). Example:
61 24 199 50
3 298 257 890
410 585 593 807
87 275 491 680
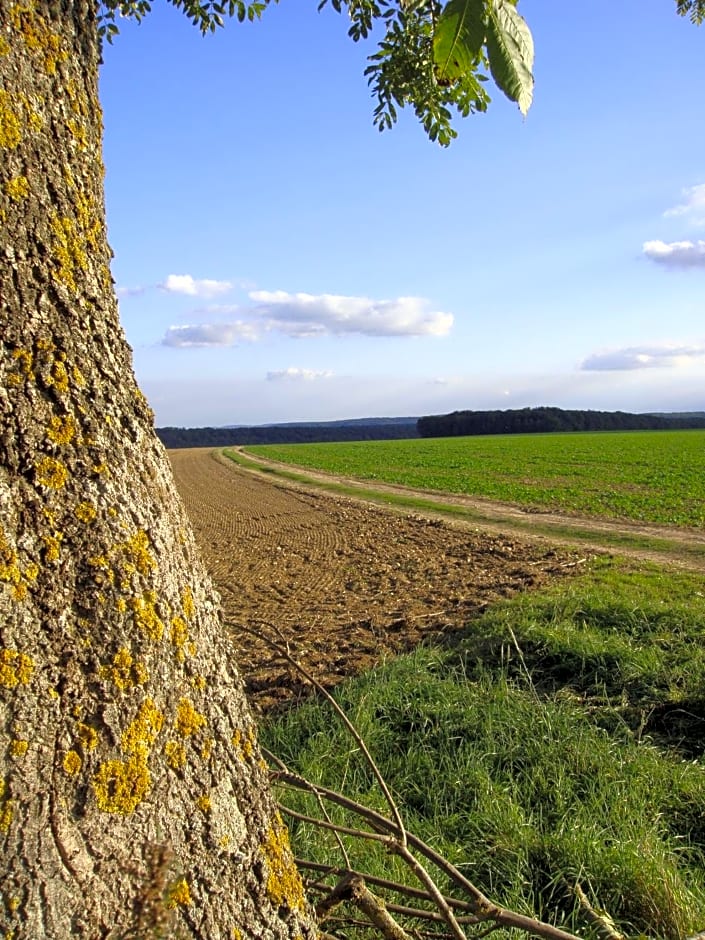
262 559 705 938
244 429 705 527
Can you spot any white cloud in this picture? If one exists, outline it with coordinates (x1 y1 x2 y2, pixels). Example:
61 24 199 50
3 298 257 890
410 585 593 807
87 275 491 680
160 274 234 298
642 239 705 269
117 285 147 298
162 322 259 347
266 367 334 382
249 290 453 338
663 183 705 224
582 343 705 371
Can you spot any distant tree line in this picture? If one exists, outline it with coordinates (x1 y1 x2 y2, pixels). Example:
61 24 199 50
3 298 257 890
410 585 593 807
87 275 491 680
417 407 705 438
157 422 420 448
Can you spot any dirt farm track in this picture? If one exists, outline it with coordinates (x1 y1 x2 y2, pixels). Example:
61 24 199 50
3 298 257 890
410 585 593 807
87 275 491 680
168 448 593 712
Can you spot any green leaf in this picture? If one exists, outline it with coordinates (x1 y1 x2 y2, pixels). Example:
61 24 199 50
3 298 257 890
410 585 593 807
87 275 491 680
485 0 533 115
433 0 485 83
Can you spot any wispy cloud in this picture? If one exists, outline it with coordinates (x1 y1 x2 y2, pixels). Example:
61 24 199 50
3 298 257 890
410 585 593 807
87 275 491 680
642 239 705 269
162 322 259 347
266 367 334 382
117 285 147 298
249 290 453 338
582 343 705 371
663 183 705 224
160 274 234 298
160 290 454 347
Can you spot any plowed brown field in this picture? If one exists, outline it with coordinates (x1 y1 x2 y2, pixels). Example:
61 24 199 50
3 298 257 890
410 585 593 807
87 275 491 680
169 448 582 712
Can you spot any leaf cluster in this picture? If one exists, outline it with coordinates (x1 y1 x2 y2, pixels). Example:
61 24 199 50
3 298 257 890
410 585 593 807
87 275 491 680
98 0 271 43
677 0 705 23
319 0 533 145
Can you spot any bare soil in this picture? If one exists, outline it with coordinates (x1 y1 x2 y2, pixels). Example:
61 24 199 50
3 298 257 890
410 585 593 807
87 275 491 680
169 448 588 712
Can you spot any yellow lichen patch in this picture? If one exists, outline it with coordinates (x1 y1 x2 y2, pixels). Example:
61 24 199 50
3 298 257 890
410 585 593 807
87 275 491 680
50 214 87 293
77 723 98 750
131 592 164 642
72 364 86 387
164 740 186 771
170 616 189 663
121 698 163 755
100 647 148 690
9 2 68 73
67 118 87 149
92 750 150 814
42 532 62 562
3 175 29 202
166 878 192 909
232 726 256 762
262 815 306 911
175 698 206 738
35 455 68 489
196 794 211 814
0 529 21 593
9 739 28 759
182 586 195 619
190 674 207 691
123 530 155 576
46 414 77 445
74 501 97 524
0 89 22 150
0 36 10 55
62 750 82 776
7 348 33 387
0 649 34 688
200 738 213 761
0 798 14 833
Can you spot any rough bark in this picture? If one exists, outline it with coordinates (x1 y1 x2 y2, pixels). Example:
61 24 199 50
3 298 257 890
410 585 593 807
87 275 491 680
0 2 316 937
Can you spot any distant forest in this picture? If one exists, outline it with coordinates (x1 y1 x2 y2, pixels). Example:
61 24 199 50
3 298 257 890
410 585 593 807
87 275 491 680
157 407 705 449
417 407 705 438
156 421 420 448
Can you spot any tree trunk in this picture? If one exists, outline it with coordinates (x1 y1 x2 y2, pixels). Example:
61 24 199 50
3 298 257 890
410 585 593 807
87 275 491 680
0 2 316 937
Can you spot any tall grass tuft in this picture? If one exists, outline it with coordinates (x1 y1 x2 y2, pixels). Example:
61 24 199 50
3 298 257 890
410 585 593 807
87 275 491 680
263 558 705 938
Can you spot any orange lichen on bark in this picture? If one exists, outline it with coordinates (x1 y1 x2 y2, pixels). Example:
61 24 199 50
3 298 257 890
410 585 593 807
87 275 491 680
74 501 97 523
164 740 186 770
93 699 164 814
100 647 148 691
9 739 29 758
46 414 77 445
131 592 164 642
170 616 189 663
42 532 62 562
121 699 164 755
262 815 306 912
3 175 29 201
9 2 68 74
62 750 82 775
92 750 150 814
0 89 22 149
35 455 68 489
166 878 192 908
77 722 99 750
0 648 35 688
175 698 206 737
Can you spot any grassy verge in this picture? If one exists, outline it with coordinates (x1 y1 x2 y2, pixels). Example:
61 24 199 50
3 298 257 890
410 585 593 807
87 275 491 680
262 558 705 938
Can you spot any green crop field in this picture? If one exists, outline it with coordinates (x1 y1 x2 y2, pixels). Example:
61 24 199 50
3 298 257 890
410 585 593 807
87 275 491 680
246 429 705 528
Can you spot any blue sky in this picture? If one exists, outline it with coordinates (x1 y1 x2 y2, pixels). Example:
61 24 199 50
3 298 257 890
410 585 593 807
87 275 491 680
100 1 705 427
